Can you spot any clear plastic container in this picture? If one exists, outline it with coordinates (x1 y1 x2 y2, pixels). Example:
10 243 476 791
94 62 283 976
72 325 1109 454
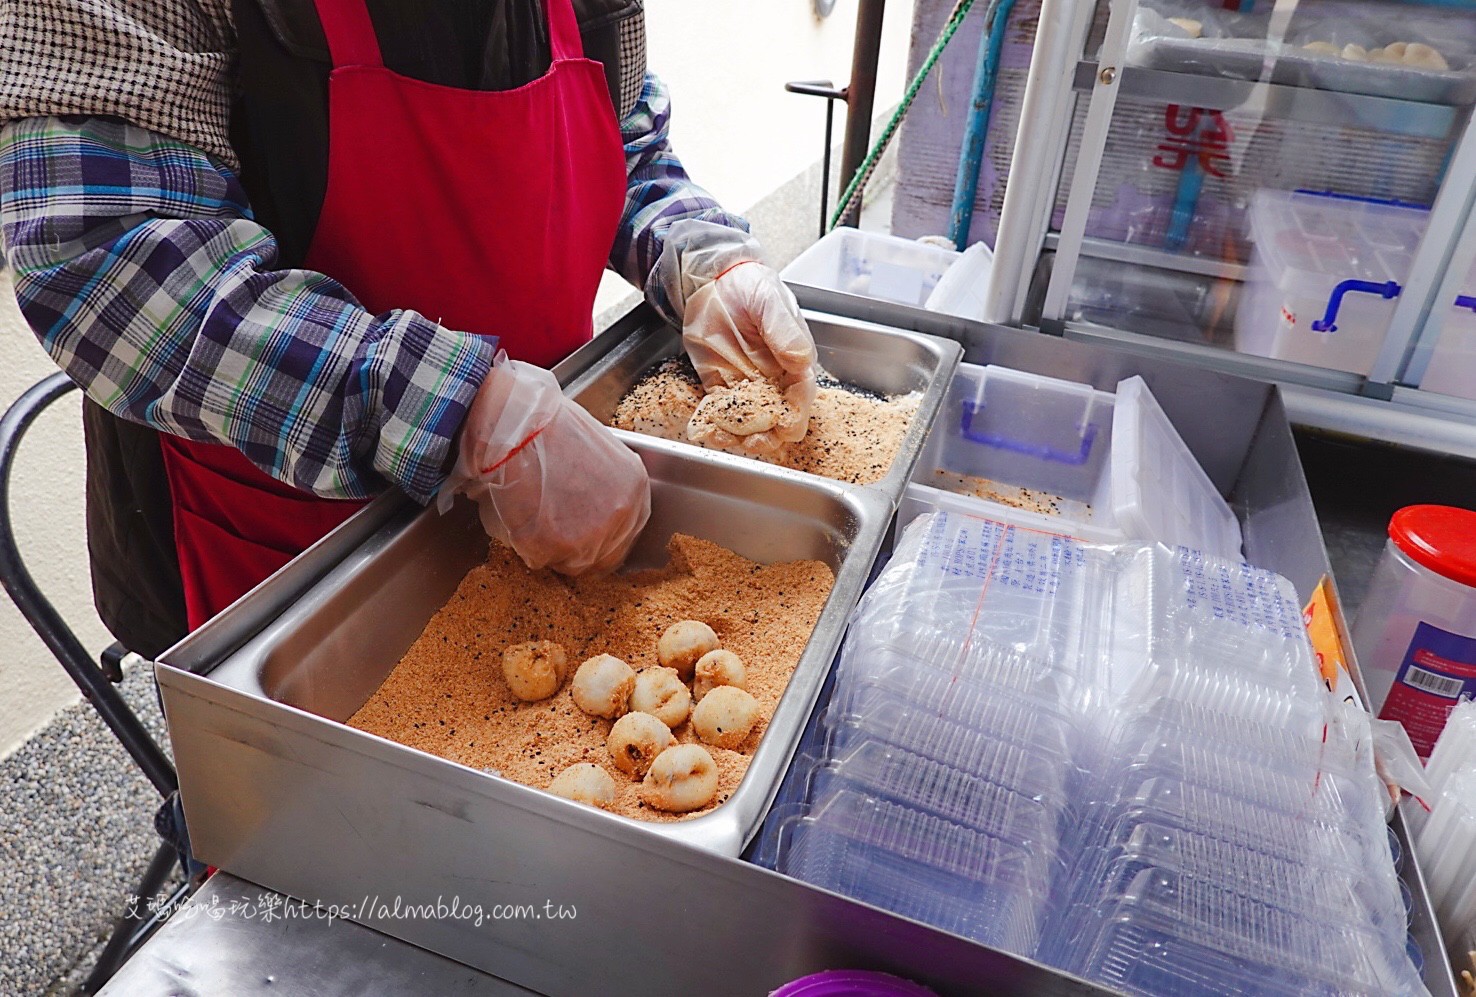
894 481 1120 549
1420 271 1476 401
759 503 1419 992
805 748 1063 852
824 685 1078 768
776 789 1048 954
1104 739 1382 829
831 641 1077 722
1111 376 1242 562
1120 657 1327 726
781 227 959 308
833 631 1076 705
1113 698 1332 767
1089 777 1381 868
1236 191 1428 376
1351 505 1476 757
923 239 995 321
1073 868 1420 996
912 365 1117 534
1085 822 1400 930
900 367 1242 562
858 513 1102 676
1112 719 1362 785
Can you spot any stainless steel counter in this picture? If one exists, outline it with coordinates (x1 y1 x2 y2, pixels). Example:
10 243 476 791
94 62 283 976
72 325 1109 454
97 873 532 996
136 307 1458 997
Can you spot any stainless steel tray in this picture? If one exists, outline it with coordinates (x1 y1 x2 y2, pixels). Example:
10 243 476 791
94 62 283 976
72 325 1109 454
194 435 891 858
565 312 961 507
1129 36 1476 106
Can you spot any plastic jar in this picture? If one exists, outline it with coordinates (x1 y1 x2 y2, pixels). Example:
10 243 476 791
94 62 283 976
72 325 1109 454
1351 505 1476 757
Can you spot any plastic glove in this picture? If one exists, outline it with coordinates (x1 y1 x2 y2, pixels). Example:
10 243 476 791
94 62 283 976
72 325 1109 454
439 354 650 576
653 220 818 456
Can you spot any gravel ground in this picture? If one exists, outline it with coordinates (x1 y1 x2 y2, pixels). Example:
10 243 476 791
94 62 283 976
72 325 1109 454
0 664 178 996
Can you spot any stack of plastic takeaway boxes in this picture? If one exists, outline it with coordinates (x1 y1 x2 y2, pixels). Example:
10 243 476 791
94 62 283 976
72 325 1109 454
1415 701 1476 962
756 508 1428 996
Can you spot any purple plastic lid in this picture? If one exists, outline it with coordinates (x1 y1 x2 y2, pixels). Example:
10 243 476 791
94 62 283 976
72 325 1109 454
770 970 939 997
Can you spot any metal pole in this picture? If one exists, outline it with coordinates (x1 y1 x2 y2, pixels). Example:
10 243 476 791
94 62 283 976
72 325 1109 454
821 100 836 238
838 0 887 227
787 80 849 238
950 0 1015 249
1039 0 1138 327
80 841 181 993
985 0 1096 325
1368 107 1476 389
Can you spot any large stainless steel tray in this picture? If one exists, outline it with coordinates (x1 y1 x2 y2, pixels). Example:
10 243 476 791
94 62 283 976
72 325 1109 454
565 312 961 507
193 436 890 858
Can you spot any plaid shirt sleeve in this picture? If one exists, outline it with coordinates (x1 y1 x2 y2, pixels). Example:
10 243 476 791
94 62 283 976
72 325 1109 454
0 115 495 504
609 73 751 324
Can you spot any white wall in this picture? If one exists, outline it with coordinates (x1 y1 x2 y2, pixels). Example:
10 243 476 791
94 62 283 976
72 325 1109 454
0 272 112 756
0 0 917 758
645 0 915 216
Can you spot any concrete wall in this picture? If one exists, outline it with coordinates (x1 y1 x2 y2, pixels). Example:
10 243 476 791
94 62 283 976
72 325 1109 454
0 273 112 755
0 0 916 758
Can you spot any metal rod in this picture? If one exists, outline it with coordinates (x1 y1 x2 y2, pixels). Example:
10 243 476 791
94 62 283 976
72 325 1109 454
821 99 836 238
1040 0 1138 326
81 841 181 993
949 0 1015 249
1368 107 1476 387
0 373 178 797
785 79 849 237
984 0 1095 325
1403 198 1476 389
838 0 887 228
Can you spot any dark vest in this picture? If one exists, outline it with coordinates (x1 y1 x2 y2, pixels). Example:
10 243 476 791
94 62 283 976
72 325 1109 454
86 0 643 656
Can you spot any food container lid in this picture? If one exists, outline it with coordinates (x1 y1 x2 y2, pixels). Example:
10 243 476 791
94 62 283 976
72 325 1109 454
1389 505 1476 588
770 970 938 996
1247 191 1427 293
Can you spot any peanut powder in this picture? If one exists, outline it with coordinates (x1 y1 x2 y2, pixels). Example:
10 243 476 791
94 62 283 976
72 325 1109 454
611 359 920 486
347 534 835 823
931 470 1093 520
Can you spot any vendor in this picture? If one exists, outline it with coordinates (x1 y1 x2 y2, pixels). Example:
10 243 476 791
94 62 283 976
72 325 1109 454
0 0 818 658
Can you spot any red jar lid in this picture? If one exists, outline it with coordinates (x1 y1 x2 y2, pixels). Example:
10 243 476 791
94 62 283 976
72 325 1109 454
1389 505 1476 589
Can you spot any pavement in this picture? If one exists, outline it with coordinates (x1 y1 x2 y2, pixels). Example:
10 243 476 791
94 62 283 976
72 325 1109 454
0 663 179 995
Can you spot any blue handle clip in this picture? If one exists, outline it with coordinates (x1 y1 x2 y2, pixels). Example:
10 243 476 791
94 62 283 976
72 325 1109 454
1456 295 1476 314
960 401 1099 465
1311 279 1401 333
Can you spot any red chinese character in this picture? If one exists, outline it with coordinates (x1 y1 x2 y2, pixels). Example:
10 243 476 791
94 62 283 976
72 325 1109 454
1153 105 1235 178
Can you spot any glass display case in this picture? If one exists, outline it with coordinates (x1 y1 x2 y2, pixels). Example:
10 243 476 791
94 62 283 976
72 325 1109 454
1030 0 1476 453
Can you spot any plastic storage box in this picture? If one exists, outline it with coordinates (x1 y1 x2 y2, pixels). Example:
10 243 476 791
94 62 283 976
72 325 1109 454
898 365 1243 561
1418 259 1476 402
901 364 1118 540
782 227 959 310
1236 191 1428 376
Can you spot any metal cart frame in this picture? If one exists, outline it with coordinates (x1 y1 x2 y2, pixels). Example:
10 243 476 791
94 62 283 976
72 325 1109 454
0 373 195 993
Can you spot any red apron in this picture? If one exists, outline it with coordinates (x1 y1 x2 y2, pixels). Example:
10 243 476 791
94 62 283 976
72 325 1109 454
160 0 625 629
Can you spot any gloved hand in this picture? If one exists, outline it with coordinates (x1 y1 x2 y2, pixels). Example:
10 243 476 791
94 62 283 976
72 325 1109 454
439 354 650 576
654 220 819 456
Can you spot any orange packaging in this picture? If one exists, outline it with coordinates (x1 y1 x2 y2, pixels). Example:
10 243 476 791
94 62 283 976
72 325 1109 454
1303 576 1353 695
